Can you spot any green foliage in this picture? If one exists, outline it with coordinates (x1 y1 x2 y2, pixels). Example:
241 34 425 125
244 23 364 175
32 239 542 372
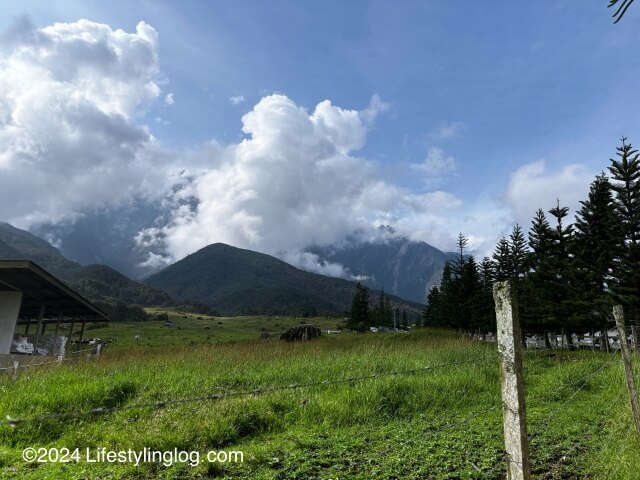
146 243 421 317
349 282 371 331
423 234 494 331
608 138 640 323
0 330 632 479
93 301 149 322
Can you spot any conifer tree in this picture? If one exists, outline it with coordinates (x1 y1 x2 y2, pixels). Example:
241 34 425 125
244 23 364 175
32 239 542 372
349 282 370 331
385 295 393 326
608 137 640 325
479 257 496 331
492 237 510 281
527 209 558 340
571 173 618 331
548 200 575 344
509 224 528 281
423 285 441 326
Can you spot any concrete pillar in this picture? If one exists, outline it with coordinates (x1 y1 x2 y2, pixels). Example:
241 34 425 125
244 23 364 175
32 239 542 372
0 291 23 355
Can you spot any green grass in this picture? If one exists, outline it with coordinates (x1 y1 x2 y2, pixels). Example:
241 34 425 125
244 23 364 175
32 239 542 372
76 309 343 351
0 327 637 479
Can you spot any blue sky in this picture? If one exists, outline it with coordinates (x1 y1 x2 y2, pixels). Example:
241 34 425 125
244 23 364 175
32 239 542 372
1 1 639 265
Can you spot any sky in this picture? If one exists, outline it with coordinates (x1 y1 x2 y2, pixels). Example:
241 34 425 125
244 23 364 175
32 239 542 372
1 1 639 270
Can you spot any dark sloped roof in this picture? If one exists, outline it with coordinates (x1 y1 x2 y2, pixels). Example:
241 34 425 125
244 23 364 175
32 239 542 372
0 260 108 321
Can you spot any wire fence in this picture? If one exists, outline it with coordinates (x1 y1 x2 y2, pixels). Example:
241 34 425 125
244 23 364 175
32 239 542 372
0 355 498 428
0 347 100 372
0 323 633 478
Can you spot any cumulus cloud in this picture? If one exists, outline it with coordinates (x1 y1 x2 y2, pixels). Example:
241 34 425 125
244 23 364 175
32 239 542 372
139 93 474 271
0 17 530 277
505 160 594 228
0 17 172 227
229 95 246 105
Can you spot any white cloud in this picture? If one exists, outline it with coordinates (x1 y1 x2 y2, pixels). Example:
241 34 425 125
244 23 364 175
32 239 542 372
281 251 354 279
164 93 174 105
411 147 456 177
0 17 527 275
147 93 470 271
229 95 246 105
0 17 172 227
359 93 390 125
505 160 593 228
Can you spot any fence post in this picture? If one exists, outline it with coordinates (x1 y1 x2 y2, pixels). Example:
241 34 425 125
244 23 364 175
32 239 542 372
493 281 531 480
11 361 19 381
613 305 640 438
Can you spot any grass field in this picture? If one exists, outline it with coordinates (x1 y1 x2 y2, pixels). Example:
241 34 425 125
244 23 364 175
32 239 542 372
0 322 638 479
81 310 344 350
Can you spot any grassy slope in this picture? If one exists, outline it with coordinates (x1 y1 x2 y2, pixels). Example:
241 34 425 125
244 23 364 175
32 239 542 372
0 328 637 479
145 243 424 316
79 310 343 350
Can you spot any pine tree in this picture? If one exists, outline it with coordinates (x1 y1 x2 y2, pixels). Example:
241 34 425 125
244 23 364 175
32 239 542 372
479 256 496 331
492 237 510 281
385 295 393 327
608 137 640 325
374 288 385 326
527 209 557 339
423 285 441 326
349 282 371 331
571 173 618 331
548 199 576 345
509 224 528 281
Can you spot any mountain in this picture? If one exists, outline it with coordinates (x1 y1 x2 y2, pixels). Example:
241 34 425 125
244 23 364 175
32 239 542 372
0 222 172 306
307 236 457 304
146 243 423 316
31 202 163 279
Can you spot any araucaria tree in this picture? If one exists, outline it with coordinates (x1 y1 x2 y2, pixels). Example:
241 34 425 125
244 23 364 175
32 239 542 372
349 282 370 331
608 138 640 326
423 138 640 341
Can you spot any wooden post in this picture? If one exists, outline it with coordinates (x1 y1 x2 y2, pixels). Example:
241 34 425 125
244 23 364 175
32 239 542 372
613 305 640 438
69 318 75 351
493 281 531 480
631 325 638 352
79 318 86 343
32 304 46 356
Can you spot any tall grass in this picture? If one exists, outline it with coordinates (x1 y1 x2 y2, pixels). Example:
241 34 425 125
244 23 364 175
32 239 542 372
0 329 635 479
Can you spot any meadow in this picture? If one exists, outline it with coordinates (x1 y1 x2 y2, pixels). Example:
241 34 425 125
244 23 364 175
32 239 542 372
0 317 638 479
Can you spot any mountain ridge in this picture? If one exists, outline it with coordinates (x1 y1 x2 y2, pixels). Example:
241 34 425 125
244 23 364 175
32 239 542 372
0 222 172 306
146 242 423 316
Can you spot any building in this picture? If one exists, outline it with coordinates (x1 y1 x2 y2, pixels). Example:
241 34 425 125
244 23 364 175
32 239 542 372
0 260 108 366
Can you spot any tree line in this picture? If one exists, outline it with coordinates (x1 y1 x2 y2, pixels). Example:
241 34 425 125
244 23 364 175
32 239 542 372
349 284 409 331
423 138 640 343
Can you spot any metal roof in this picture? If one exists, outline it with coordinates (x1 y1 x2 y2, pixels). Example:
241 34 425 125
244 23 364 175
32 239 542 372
0 260 108 321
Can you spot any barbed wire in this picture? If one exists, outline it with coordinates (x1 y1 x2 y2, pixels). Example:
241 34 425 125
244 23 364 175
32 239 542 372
528 355 618 436
476 352 619 479
0 348 100 372
547 389 625 477
0 355 498 428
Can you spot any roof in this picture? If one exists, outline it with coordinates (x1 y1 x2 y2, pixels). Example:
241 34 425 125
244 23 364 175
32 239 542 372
0 260 108 321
